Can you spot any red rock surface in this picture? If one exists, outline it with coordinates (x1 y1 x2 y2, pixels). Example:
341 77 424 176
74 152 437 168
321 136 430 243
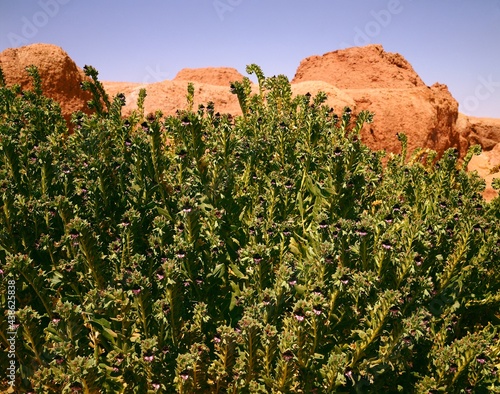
291 81 356 112
173 67 245 86
349 84 460 157
465 116 500 151
1 43 499 200
292 44 425 89
103 79 245 117
0 43 91 122
293 45 461 157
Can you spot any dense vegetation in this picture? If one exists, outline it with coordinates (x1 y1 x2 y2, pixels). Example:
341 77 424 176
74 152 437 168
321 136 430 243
0 64 499 393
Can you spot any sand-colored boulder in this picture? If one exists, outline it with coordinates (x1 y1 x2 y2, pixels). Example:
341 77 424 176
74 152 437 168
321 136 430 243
173 67 246 87
0 43 91 122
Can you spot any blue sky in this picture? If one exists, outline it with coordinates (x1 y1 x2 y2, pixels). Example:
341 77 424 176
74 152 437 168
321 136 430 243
1 0 500 118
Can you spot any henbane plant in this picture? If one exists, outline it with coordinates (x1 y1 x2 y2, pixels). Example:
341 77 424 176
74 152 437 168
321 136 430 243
0 64 499 393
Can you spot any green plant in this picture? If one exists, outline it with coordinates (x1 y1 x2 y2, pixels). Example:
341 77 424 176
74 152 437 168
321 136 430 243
0 64 499 393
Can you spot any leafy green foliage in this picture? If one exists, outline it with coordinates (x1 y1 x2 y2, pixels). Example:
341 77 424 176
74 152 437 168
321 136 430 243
0 65 499 393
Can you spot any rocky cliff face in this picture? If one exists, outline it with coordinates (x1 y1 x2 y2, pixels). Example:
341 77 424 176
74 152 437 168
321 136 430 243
1 43 499 199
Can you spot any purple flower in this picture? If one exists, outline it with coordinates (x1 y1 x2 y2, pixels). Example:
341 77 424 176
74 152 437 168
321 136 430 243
294 308 305 322
132 287 142 295
356 228 368 237
143 352 154 362
152 382 161 390
282 350 294 361
176 250 186 259
318 220 329 229
253 254 263 263
389 306 399 316
70 229 79 239
156 268 165 281
51 313 61 325
476 354 487 364
313 305 322 315
180 370 190 380
381 240 392 250
70 382 83 392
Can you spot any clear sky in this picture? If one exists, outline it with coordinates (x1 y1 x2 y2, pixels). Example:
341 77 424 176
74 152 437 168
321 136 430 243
1 0 500 118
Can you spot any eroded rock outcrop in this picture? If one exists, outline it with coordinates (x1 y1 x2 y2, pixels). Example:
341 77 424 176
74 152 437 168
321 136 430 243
293 45 461 157
103 79 245 117
0 43 91 122
1 43 499 199
173 67 245 86
293 44 425 89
